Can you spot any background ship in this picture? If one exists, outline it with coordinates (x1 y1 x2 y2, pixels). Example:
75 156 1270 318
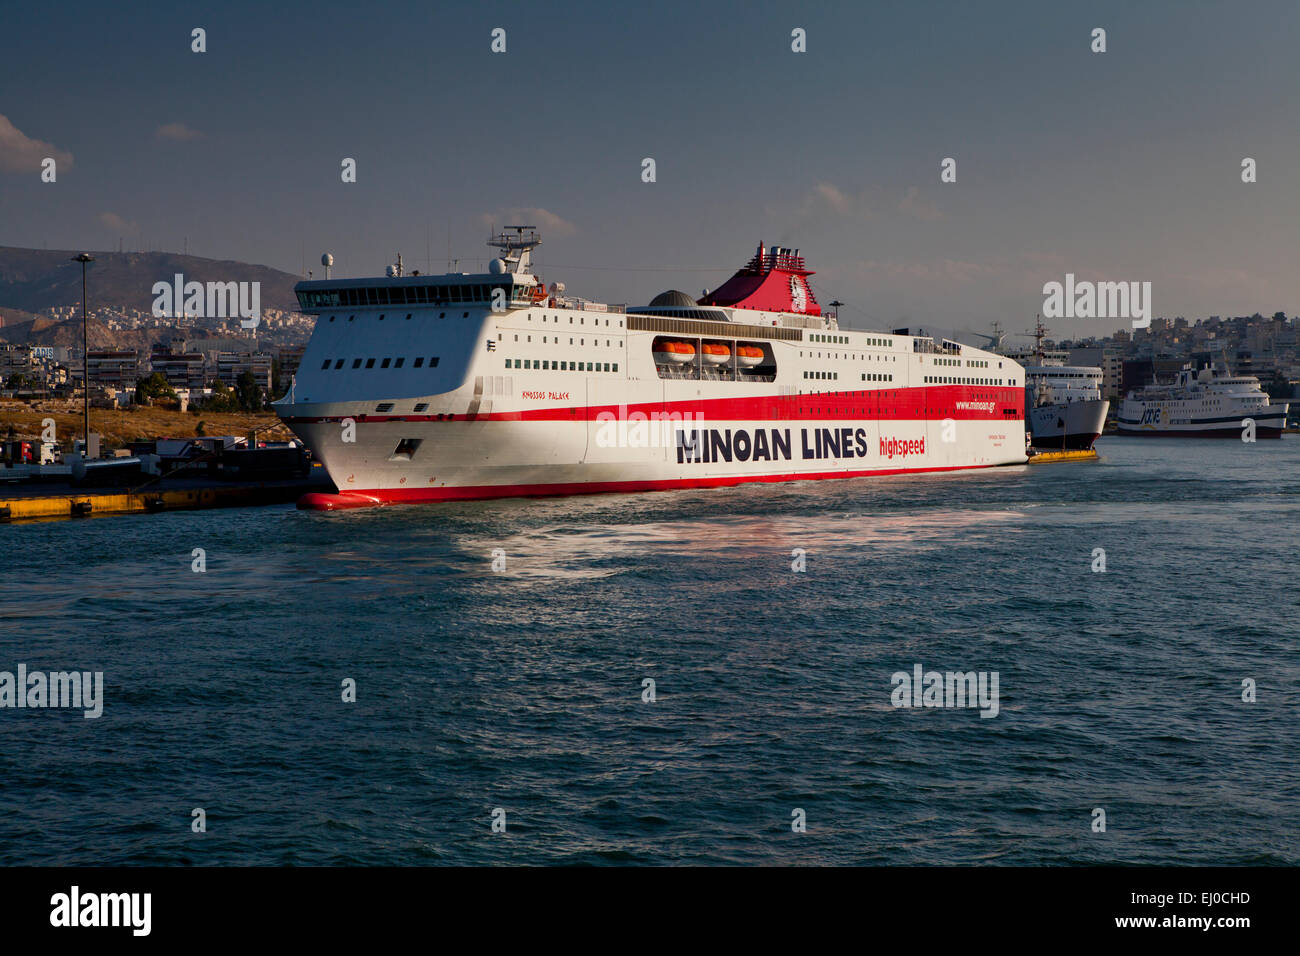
983 321 1109 450
1117 359 1288 437
275 233 1028 509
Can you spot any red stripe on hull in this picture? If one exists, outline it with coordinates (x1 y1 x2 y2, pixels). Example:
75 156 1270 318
298 492 383 510
280 385 1024 426
298 461 1016 510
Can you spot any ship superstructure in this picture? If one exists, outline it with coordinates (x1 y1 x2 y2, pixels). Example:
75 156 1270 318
276 234 1027 508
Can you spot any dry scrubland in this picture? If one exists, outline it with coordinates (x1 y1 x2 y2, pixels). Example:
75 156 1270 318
0 399 290 449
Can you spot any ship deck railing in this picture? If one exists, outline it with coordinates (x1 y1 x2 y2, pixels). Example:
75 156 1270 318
655 364 776 384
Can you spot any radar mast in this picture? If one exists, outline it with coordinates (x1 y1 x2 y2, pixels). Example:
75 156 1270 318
486 226 542 275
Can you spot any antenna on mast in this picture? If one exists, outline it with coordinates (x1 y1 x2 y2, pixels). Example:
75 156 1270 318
486 225 542 275
1023 315 1048 363
976 321 1006 352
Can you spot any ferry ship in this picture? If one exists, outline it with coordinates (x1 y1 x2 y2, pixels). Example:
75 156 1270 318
275 232 1027 509
1117 361 1288 438
992 322 1108 450
1025 365 1108 449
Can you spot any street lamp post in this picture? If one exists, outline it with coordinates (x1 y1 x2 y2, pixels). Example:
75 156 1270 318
72 253 94 452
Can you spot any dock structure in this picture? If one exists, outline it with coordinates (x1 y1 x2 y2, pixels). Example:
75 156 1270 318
0 467 332 522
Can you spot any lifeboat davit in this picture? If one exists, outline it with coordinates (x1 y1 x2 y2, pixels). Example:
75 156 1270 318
702 343 731 365
736 345 764 367
654 340 695 364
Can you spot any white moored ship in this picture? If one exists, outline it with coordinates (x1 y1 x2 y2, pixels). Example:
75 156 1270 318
1025 365 1109 450
1117 360 1288 438
275 232 1027 509
994 321 1108 450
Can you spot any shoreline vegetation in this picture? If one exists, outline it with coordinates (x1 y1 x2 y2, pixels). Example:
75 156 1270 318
0 398 290 449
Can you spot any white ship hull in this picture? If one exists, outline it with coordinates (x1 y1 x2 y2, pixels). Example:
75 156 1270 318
1027 398 1109 449
1117 363 1288 438
284 413 1024 506
276 240 1028 508
1116 400 1288 437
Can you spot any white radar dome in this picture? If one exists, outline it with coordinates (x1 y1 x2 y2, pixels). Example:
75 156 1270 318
321 253 334 267
488 258 506 274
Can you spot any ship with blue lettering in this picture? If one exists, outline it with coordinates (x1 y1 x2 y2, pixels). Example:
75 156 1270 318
1117 361 1288 438
275 233 1027 509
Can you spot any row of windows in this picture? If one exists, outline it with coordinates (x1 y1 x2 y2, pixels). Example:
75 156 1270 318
299 284 529 310
505 359 617 372
528 314 620 327
808 333 898 350
925 375 1003 385
320 356 441 370
1147 399 1247 407
510 334 619 346
627 313 802 342
800 351 898 363
810 333 893 348
800 389 901 397
328 312 469 322
788 398 1021 417
805 371 896 382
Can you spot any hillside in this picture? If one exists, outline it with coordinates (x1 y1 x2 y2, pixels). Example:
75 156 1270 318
0 306 42 330
0 247 302 315
0 313 165 350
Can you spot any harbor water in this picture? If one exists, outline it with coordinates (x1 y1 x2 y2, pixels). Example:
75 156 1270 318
1 436 1296 865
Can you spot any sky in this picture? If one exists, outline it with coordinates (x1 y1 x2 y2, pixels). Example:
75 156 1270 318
2 0 1298 346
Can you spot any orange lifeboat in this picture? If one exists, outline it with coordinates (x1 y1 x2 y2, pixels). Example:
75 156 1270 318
736 345 764 367
654 340 696 364
702 342 731 365
529 284 547 303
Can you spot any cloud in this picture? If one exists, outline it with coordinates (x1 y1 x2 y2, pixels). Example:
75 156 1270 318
155 122 203 141
765 181 872 227
805 181 870 219
0 114 73 173
811 182 852 215
898 186 942 221
852 258 993 283
775 182 945 225
99 212 137 232
480 207 577 237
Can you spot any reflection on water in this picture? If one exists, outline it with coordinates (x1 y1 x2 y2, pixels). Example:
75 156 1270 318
469 509 1029 582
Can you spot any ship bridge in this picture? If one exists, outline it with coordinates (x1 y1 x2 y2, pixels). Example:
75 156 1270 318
295 228 554 313
295 275 538 312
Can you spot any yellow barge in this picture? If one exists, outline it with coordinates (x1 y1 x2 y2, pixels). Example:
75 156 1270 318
1026 448 1100 464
